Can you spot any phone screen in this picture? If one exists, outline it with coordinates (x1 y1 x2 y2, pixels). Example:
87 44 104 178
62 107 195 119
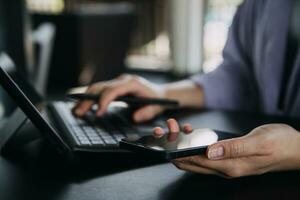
123 129 238 152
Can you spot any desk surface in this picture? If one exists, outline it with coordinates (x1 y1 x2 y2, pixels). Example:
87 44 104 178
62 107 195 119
1 109 300 200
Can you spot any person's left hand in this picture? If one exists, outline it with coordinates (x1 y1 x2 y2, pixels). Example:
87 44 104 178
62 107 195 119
153 120 300 178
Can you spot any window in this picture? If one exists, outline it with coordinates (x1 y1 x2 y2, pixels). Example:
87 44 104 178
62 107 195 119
203 0 243 73
26 0 243 74
27 0 65 14
126 0 243 74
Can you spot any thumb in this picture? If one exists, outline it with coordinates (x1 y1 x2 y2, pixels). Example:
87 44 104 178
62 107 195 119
133 105 163 123
206 136 257 160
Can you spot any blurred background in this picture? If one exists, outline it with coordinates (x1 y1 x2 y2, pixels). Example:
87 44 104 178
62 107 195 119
0 0 242 117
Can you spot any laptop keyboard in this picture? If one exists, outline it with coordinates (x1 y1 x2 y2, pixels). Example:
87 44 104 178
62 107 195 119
52 102 131 147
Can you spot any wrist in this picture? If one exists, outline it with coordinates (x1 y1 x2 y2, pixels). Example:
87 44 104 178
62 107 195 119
163 80 205 108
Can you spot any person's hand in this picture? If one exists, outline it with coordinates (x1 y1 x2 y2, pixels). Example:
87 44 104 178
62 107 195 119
153 120 300 178
153 118 193 141
73 74 167 123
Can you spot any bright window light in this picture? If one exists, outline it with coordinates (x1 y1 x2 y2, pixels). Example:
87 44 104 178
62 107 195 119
27 0 65 14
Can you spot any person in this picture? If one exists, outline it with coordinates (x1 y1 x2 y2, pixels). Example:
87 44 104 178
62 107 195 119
73 0 300 178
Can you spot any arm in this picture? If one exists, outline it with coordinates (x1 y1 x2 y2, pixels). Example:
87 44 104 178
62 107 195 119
163 80 204 108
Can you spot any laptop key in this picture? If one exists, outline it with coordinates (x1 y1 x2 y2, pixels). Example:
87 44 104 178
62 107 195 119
86 132 98 136
89 135 101 140
82 126 95 132
78 136 88 140
79 137 89 141
91 140 104 145
103 138 117 145
80 140 91 145
76 133 86 138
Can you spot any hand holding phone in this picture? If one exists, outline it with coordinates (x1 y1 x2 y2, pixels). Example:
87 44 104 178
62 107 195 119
119 119 241 160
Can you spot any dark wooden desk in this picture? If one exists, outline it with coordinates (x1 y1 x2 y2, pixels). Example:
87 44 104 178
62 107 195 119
1 110 300 200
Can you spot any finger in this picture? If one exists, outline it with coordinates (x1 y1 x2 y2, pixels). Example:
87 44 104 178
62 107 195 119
206 135 258 160
167 118 180 142
174 156 207 166
153 127 165 138
96 85 131 116
183 123 193 134
73 100 94 117
174 154 264 178
72 101 81 114
171 160 221 176
72 84 104 117
175 155 234 177
133 105 162 123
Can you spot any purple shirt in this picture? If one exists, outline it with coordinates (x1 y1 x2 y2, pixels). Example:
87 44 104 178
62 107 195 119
192 0 300 118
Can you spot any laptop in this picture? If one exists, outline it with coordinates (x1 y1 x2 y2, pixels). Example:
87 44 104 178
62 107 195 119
0 53 162 158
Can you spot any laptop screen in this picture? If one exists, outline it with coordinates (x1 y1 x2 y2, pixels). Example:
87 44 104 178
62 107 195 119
0 53 42 113
0 53 70 152
0 85 16 119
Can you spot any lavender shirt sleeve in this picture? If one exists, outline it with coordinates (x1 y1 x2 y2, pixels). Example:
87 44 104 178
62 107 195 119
191 1 259 111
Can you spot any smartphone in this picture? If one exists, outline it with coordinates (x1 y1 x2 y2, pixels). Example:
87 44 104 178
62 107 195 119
119 129 241 160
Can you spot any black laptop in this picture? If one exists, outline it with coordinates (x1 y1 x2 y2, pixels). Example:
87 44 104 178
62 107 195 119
0 53 161 157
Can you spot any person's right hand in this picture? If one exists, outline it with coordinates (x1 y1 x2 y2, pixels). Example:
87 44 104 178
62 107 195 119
154 119 300 178
73 74 166 123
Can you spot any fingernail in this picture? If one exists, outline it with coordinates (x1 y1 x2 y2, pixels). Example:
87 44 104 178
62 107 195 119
208 146 224 160
153 127 165 136
75 109 82 116
183 124 193 133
